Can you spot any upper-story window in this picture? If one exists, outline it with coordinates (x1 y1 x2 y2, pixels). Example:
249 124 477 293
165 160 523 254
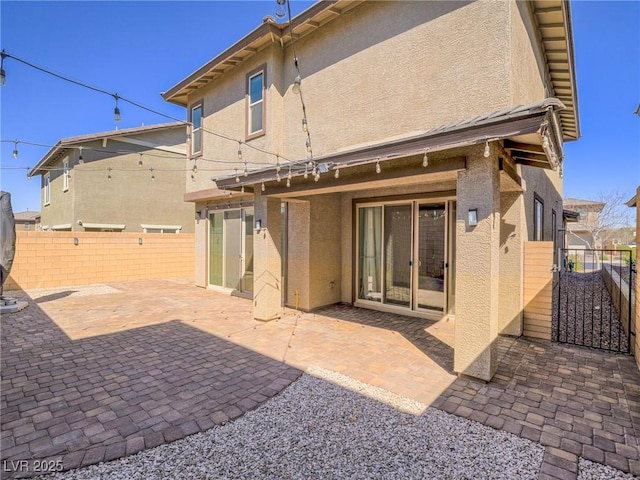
534 194 544 241
44 173 51 206
190 102 203 156
247 68 265 138
63 158 69 191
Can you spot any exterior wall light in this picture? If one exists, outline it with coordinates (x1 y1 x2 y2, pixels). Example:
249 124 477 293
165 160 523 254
73 237 79 246
255 220 262 230
138 238 143 245
468 209 478 227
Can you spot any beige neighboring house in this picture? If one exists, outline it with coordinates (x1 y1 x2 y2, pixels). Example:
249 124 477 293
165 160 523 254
14 210 41 231
563 198 605 249
162 0 579 381
28 123 194 233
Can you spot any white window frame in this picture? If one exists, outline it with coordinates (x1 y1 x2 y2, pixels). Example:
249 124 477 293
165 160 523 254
63 158 69 192
247 68 265 138
44 173 51 206
190 102 203 156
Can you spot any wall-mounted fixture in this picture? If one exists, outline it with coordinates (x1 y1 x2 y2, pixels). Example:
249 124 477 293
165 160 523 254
73 237 79 246
255 220 262 230
138 238 143 245
468 209 478 227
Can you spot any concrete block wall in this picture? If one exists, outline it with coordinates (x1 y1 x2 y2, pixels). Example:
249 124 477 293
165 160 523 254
4 231 195 291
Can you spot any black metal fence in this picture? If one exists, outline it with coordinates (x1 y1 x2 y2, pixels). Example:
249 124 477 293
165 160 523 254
554 248 633 353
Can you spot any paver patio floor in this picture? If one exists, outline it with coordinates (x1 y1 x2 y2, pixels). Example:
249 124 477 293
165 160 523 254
1 277 639 479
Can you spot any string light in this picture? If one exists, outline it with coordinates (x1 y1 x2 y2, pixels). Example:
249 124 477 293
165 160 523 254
422 150 429 167
0 50 6 87
276 171 281 182
241 185 245 193
306 138 312 153
375 158 381 174
243 161 248 177
150 167 155 181
287 165 292 181
314 170 320 182
302 118 308 133
483 140 490 158
12 140 18 159
107 167 112 181
113 94 121 122
237 143 243 161
261 181 266 192
276 155 281 173
235 169 240 182
78 147 84 164
292 75 301 95
275 0 287 18
334 165 340 179
138 153 143 167
192 161 198 173
304 166 309 179
286 177 291 188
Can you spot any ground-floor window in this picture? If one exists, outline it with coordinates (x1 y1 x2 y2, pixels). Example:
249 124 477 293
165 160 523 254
209 207 254 293
356 199 455 316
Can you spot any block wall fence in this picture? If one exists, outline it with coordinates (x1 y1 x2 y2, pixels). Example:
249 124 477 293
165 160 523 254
4 231 195 291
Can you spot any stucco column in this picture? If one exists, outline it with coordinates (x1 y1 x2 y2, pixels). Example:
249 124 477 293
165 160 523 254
499 191 524 335
253 192 282 321
454 145 501 381
194 202 208 288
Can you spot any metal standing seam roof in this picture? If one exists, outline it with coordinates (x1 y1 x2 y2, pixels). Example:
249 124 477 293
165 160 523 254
215 97 566 189
28 122 186 177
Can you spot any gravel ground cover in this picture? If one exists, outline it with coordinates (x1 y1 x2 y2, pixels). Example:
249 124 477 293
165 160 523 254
41 368 635 480
553 271 629 352
45 369 546 480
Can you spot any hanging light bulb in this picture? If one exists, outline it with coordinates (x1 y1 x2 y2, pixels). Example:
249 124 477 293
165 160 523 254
107 167 112 181
78 147 84 164
241 185 245 193
261 181 266 192
483 140 490 158
192 162 198 174
138 153 143 167
308 160 314 168
422 150 429 167
304 166 309 179
113 95 121 122
276 155 281 173
334 165 340 179
306 138 312 153
302 118 308 133
235 169 240 183
286 178 291 188
12 140 18 159
237 143 243 161
275 0 287 19
375 158 381 174
276 172 281 182
243 162 248 177
0 51 6 87
314 171 320 182
292 75 301 95
150 167 155 181
287 165 292 181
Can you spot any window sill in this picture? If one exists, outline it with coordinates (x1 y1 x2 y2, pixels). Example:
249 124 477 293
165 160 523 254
246 130 265 142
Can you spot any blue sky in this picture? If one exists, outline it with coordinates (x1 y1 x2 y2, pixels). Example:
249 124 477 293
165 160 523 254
1 1 638 214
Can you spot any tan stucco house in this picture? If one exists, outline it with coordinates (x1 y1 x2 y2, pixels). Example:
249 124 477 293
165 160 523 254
563 198 605 249
28 123 194 233
14 210 41 231
162 0 579 381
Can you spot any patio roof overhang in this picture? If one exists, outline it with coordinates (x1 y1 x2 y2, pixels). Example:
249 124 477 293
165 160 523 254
214 98 566 196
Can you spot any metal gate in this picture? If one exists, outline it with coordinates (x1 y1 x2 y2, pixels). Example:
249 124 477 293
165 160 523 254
554 248 633 353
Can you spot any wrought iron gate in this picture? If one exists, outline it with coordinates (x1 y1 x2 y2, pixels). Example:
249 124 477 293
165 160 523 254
554 248 633 353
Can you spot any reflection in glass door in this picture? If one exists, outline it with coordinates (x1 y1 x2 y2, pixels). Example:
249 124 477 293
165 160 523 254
209 207 254 293
384 204 412 307
356 200 449 316
416 204 446 312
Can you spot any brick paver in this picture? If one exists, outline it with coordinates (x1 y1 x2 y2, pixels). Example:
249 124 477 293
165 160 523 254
2 278 639 478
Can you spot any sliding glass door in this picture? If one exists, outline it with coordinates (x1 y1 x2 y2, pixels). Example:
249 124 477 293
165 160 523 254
356 200 449 316
209 207 254 293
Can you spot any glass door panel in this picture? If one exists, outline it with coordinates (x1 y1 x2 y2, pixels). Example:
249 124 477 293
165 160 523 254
358 206 382 302
384 204 412 307
243 209 254 293
209 212 224 286
416 204 446 311
224 210 242 290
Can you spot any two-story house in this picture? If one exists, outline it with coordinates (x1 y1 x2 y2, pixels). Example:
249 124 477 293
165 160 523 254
29 123 194 233
563 198 605 249
162 0 579 381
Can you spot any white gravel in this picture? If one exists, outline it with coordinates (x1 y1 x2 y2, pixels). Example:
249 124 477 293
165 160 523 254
578 458 638 480
45 369 545 480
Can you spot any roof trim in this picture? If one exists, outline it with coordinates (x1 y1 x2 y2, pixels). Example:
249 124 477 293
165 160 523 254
28 122 185 177
216 98 565 190
626 194 637 208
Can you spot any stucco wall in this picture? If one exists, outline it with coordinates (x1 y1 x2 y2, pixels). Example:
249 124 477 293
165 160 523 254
521 165 563 244
40 127 194 233
4 231 195 291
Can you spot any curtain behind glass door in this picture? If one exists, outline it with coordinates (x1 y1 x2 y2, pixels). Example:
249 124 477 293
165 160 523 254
358 206 382 302
384 204 412 307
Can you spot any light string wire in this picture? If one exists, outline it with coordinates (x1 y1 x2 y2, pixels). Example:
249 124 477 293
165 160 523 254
0 50 291 168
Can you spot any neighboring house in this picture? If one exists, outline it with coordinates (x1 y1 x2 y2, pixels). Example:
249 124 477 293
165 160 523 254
28 123 194 233
563 198 605 249
14 210 41 231
162 0 579 381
